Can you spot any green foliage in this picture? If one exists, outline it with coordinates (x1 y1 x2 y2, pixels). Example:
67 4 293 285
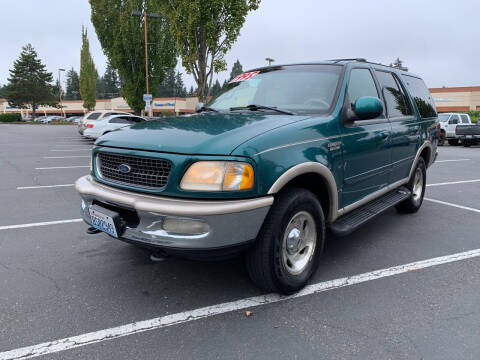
229 59 243 80
160 0 261 102
157 70 187 97
3 44 57 117
0 84 6 98
453 110 479 123
97 62 121 98
90 0 177 112
65 68 80 100
80 27 98 110
210 79 222 97
0 113 21 122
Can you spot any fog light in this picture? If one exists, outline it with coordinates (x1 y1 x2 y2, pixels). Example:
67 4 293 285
162 217 209 235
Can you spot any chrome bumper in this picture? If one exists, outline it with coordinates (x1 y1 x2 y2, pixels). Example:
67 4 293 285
75 175 273 250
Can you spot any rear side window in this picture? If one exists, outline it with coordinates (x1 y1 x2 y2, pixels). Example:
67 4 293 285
460 114 469 123
87 112 101 120
401 75 437 118
448 115 459 124
109 117 131 124
347 68 379 109
375 71 412 118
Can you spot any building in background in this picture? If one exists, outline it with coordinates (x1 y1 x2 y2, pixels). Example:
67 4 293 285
430 86 480 113
0 97 198 118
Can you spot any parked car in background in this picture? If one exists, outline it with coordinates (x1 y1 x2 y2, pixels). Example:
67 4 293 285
34 116 47 123
456 122 480 147
65 116 82 123
76 59 439 294
78 110 131 134
438 113 472 145
83 114 146 139
40 116 64 124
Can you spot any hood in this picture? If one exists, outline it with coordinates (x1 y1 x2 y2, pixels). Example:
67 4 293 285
95 112 311 155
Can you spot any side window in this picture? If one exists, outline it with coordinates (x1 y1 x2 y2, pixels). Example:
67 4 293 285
109 117 130 124
347 68 379 109
460 114 469 123
104 112 114 117
401 75 437 118
87 112 101 120
448 115 459 124
375 71 412 117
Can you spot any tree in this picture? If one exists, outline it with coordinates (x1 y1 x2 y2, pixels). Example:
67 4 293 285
156 70 187 97
174 71 187 97
390 58 408 71
90 0 177 113
79 27 98 110
97 62 121 98
65 67 80 100
229 59 243 80
0 84 6 98
160 0 261 102
3 44 56 118
210 79 222 97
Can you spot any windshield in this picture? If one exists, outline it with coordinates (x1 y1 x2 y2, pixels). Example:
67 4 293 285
438 114 450 122
208 65 343 114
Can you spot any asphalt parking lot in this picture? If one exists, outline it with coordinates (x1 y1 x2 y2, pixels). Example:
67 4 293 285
1 124 479 360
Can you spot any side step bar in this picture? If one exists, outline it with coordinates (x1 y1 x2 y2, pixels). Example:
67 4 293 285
329 186 411 237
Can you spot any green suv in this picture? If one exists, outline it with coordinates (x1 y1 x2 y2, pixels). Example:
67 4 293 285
76 59 439 294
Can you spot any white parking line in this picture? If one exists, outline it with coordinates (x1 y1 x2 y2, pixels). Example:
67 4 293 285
50 149 91 152
1 248 479 360
427 179 480 187
435 159 471 163
54 145 92 147
16 184 74 190
35 166 89 170
43 156 90 159
424 198 480 214
0 219 82 231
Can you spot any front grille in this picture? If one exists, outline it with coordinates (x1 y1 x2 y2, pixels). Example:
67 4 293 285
96 152 172 189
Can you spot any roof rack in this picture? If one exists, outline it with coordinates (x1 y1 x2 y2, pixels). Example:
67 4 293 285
329 58 367 63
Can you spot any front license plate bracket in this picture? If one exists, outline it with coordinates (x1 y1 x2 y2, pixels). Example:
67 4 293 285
88 204 123 238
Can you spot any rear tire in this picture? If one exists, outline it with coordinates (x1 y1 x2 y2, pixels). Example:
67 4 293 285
396 158 426 214
448 139 459 146
463 141 471 147
246 188 325 294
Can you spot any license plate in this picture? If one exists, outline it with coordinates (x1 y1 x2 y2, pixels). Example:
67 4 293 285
89 207 119 237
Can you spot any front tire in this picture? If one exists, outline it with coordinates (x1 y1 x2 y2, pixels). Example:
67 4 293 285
396 157 426 214
448 139 459 146
246 188 325 294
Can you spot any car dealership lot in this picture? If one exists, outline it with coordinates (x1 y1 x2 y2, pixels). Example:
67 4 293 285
1 124 480 360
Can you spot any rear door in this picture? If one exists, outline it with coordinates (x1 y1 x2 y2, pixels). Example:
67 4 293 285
340 67 392 207
374 70 416 183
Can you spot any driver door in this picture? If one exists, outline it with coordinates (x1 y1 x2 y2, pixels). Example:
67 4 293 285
340 67 392 208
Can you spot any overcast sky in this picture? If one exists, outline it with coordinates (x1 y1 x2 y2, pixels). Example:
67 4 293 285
1 0 479 90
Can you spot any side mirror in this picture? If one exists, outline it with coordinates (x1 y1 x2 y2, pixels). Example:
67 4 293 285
353 96 383 120
195 102 204 113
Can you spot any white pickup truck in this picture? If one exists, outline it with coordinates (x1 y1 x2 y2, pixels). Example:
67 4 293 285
438 113 472 146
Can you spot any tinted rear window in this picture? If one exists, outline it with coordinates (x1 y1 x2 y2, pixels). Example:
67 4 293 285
401 75 437 118
87 112 101 120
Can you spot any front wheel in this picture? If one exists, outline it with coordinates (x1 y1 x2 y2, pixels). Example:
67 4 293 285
396 157 426 214
448 139 459 146
246 188 325 294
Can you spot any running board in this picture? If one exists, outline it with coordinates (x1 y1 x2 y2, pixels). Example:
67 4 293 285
329 187 411 237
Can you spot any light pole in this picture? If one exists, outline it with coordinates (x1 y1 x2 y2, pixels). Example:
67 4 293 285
265 57 275 66
132 10 160 119
58 68 65 117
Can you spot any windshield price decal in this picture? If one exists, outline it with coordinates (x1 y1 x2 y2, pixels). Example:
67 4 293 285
229 71 260 83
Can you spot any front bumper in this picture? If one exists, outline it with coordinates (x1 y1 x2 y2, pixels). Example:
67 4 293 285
75 175 273 251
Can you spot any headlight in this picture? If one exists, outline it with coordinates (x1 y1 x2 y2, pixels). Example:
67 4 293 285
180 161 254 191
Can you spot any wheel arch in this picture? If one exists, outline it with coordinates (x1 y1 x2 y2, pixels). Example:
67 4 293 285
267 162 338 223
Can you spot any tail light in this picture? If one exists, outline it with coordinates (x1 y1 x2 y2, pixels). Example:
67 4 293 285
87 124 94 128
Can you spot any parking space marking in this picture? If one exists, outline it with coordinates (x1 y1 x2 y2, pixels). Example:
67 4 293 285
427 179 480 187
1 248 480 360
424 198 480 214
16 184 74 190
435 159 471 163
0 219 82 231
50 149 91 152
35 166 89 170
43 156 90 159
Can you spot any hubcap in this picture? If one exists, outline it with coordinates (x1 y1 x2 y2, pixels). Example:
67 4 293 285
412 168 424 202
282 211 317 275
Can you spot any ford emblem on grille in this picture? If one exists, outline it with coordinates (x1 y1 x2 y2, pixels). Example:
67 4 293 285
118 164 132 173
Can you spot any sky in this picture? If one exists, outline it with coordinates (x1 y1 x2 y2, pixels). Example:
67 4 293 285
1 0 479 90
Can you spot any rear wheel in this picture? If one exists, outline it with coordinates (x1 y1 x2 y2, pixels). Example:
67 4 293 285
246 188 325 294
463 141 471 147
448 139 459 146
396 157 426 214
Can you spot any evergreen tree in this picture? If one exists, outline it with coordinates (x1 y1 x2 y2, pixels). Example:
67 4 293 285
102 62 120 98
65 67 80 100
229 59 243 80
210 79 222 97
0 84 6 98
79 26 98 110
156 69 176 97
4 44 56 118
188 86 195 97
174 71 187 97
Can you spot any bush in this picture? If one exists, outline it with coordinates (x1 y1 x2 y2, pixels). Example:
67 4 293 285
0 113 21 122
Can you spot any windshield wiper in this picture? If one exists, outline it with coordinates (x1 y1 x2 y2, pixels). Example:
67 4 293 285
230 104 296 115
198 105 218 113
